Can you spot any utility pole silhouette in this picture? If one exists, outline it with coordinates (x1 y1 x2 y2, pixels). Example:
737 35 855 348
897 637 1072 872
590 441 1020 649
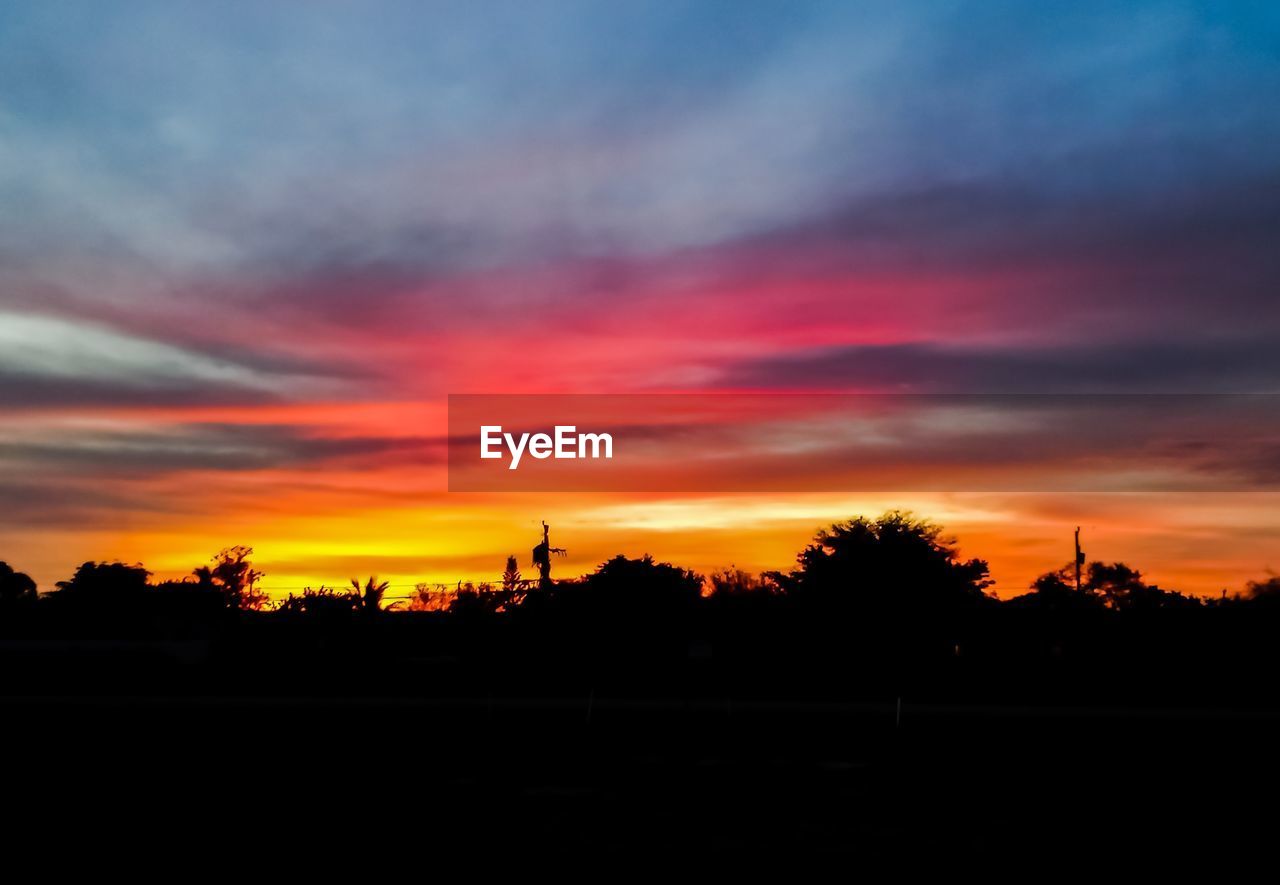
532 520 566 590
1074 526 1085 594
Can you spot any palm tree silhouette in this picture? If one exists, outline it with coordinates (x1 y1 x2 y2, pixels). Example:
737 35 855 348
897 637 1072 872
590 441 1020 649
351 575 390 613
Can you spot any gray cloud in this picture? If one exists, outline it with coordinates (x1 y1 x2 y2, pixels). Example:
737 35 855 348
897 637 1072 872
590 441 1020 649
0 370 279 410
0 477 171 528
720 336 1280 394
0 309 373 410
0 423 441 475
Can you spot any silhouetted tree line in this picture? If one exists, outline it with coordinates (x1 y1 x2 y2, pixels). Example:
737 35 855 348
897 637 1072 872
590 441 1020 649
1 512 1272 623
3 512 1280 703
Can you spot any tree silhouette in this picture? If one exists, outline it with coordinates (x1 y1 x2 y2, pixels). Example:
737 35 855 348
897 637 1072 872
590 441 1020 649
201 546 268 611
52 561 151 609
0 562 37 608
771 511 993 612
1019 561 1201 612
579 554 703 616
502 555 522 593
351 575 390 613
1012 564 1108 613
1244 576 1280 606
1084 562 1200 611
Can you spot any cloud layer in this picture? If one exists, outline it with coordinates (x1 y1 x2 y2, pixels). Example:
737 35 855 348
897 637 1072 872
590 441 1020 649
3 1 1280 593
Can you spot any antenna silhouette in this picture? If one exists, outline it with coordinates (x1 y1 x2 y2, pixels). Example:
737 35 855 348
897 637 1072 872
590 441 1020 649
532 520 566 589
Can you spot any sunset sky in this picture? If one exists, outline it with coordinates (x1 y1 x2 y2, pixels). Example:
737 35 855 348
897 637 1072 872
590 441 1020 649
3 1 1280 598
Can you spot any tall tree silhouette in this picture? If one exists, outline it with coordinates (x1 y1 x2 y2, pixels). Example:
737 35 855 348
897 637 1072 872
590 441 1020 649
199 546 267 611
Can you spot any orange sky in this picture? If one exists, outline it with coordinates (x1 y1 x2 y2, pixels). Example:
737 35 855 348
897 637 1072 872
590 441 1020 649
9 392 1279 599
18 486 1280 601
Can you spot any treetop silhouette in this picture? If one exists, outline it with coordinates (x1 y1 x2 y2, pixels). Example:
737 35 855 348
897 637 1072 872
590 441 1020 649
768 511 994 612
0 562 37 608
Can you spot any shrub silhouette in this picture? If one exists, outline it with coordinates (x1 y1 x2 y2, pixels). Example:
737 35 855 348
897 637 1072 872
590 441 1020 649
408 582 446 611
708 567 775 597
449 581 509 616
275 586 362 616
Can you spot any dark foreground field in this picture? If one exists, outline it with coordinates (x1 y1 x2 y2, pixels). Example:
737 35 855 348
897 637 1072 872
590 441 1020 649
6 526 1279 868
5 688 1276 870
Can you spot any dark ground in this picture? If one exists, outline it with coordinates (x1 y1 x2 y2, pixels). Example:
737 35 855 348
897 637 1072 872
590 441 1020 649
4 690 1275 870
4 589 1278 869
